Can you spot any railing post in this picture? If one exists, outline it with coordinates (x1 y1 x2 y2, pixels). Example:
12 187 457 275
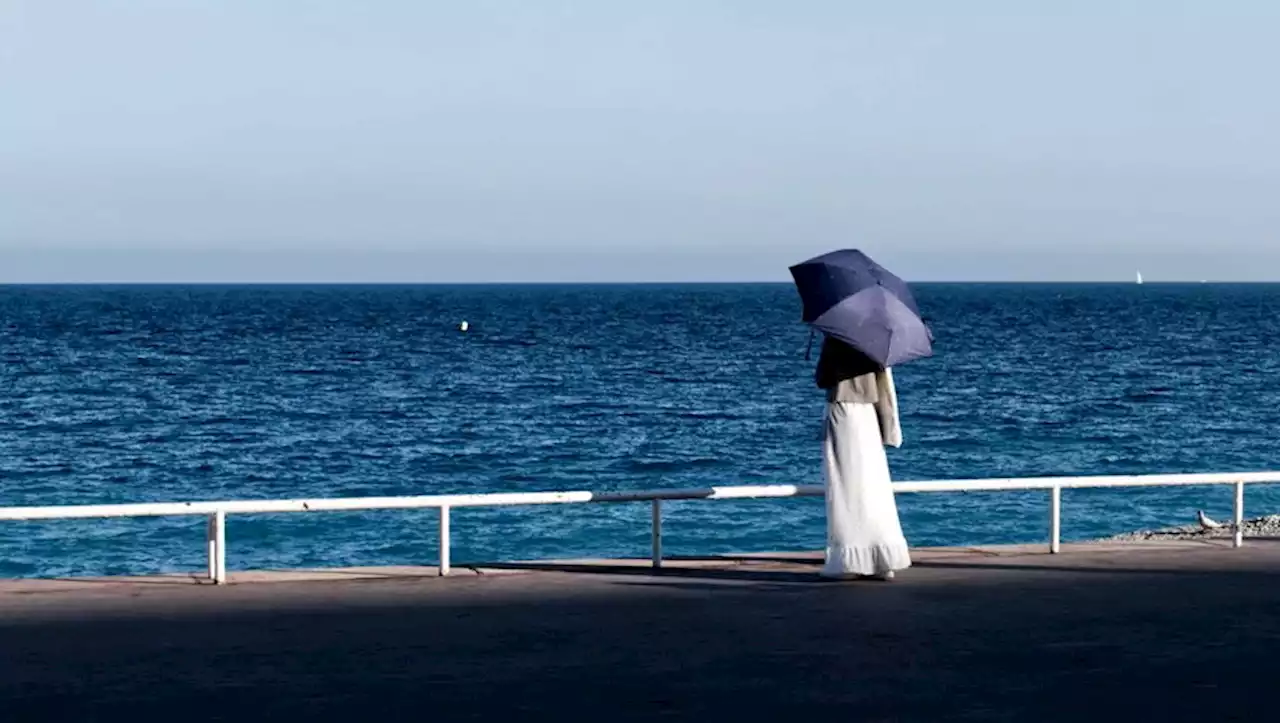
651 499 663 569
207 510 226 584
439 505 451 576
206 514 216 582
1049 486 1061 554
1234 482 1245 549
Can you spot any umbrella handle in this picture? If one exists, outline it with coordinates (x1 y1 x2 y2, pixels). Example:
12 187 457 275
805 329 815 361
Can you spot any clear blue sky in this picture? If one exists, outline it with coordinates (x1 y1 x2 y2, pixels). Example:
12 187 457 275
2 1 1278 282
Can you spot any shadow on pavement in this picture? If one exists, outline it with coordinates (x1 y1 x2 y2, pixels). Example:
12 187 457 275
4 546 1280 722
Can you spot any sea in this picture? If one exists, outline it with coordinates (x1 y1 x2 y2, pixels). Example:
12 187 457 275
2 283 1279 579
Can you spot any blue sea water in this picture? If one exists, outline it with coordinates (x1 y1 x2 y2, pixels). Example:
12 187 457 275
2 283 1279 579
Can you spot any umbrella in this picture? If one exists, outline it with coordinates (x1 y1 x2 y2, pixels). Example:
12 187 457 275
789 249 932 368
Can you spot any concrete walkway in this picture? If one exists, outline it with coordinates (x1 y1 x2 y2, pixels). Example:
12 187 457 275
3 541 1279 722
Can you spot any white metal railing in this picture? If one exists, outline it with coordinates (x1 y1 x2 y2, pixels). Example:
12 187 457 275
2 471 1278 584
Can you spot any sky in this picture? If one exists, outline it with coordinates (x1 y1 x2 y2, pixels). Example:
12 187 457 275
2 1 1278 282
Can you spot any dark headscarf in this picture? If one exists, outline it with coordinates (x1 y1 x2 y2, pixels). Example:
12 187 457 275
814 336 882 390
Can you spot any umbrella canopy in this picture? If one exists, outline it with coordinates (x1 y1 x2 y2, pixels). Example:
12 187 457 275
789 249 932 368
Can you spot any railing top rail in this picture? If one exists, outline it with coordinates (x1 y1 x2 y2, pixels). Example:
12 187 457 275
1 471 1278 522
894 471 1280 493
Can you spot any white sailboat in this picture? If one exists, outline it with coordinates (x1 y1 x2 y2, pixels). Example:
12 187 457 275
1135 270 1144 285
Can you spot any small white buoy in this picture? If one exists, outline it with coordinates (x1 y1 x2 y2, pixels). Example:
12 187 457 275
458 320 469 332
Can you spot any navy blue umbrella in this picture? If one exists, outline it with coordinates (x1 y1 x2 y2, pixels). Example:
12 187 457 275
789 249 932 367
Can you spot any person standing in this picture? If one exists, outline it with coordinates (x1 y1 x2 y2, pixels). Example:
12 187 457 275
814 336 911 580
789 249 931 581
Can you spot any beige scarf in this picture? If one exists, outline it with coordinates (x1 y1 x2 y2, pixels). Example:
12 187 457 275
874 368 902 448
825 368 902 448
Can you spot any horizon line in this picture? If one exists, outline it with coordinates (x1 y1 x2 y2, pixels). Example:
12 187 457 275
0 280 1269 286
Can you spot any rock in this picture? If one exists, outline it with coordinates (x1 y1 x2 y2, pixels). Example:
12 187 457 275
1108 514 1280 542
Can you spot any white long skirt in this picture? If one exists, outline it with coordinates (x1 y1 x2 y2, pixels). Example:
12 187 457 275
822 401 912 577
